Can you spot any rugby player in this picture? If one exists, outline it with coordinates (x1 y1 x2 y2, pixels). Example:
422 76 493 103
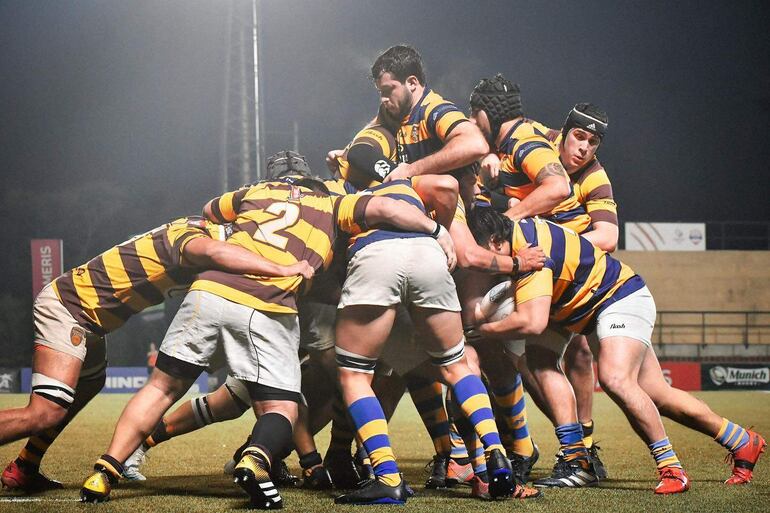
0 216 313 493
79 176 459 508
370 45 488 208
469 207 766 493
332 178 530 505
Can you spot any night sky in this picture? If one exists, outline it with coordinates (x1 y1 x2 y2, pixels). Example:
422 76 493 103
1 0 769 299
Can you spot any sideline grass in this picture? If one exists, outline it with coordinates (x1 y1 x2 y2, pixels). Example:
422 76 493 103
1 391 769 512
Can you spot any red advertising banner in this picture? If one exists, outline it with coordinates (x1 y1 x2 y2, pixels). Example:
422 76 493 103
31 239 63 297
594 361 701 391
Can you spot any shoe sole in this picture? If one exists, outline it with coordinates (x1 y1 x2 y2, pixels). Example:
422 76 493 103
80 489 110 503
233 467 283 510
533 479 599 488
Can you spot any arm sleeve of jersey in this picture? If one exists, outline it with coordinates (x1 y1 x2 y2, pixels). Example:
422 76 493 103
581 168 618 225
208 187 249 223
347 143 397 182
427 102 468 141
169 227 211 267
334 194 373 235
514 267 554 305
452 198 467 225
513 139 561 180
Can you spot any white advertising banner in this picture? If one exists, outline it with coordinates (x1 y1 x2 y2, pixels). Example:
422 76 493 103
625 222 706 251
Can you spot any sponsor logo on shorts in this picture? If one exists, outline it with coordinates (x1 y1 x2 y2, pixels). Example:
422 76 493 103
610 323 625 329
70 326 86 347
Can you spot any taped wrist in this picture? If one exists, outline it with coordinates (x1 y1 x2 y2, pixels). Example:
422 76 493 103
347 143 397 181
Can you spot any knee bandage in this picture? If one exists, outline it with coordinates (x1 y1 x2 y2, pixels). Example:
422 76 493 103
191 395 215 427
335 347 377 374
31 373 75 409
427 338 466 367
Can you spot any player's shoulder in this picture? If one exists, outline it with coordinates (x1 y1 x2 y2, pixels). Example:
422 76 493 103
574 158 609 185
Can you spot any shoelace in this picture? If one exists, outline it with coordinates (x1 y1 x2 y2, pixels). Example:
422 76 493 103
659 468 686 484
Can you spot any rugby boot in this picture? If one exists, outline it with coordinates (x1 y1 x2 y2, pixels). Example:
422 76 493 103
509 444 539 484
301 464 333 490
534 456 598 488
233 452 283 509
512 482 543 499
122 446 148 481
334 477 409 505
270 460 299 488
486 448 515 498
1 460 63 493
324 450 363 489
470 475 491 500
80 466 118 503
588 443 608 480
725 429 766 485
654 466 690 495
424 453 450 489
445 458 474 487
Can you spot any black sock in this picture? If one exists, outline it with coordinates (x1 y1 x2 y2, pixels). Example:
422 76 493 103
299 451 322 470
147 420 171 446
248 413 293 468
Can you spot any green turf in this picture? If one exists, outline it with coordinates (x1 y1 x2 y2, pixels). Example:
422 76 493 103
1 391 769 512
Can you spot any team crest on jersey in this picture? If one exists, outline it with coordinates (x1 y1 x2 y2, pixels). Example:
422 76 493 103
290 186 302 200
70 326 86 347
411 124 420 143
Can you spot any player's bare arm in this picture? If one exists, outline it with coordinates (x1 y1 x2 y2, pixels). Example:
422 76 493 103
505 162 570 220
477 295 551 338
386 122 488 181
183 238 315 280
582 220 619 252
363 196 456 271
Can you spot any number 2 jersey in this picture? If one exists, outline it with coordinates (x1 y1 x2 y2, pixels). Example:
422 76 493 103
512 217 645 334
193 181 370 314
52 217 220 335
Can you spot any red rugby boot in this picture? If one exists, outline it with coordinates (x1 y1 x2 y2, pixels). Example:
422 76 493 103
1 460 63 493
725 430 766 485
654 466 690 495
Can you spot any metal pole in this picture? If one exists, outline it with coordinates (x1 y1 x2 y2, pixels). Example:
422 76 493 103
252 0 262 180
293 121 299 153
219 0 233 193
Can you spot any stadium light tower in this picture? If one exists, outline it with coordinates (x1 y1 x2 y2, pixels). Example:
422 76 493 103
220 0 264 192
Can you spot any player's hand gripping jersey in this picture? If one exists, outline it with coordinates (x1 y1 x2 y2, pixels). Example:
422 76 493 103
194 180 367 313
512 217 644 334
494 119 592 233
52 217 220 335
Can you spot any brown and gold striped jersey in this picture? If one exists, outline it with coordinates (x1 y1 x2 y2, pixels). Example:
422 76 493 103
52 217 219 335
193 181 369 314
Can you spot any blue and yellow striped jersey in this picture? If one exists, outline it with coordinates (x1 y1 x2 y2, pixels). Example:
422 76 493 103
194 181 369 313
495 119 591 234
52 217 217 335
396 88 468 164
345 179 431 258
512 217 644 334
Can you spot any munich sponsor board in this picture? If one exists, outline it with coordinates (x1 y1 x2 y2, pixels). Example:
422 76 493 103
702 363 770 390
22 367 208 394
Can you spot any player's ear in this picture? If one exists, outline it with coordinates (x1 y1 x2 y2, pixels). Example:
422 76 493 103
406 75 419 92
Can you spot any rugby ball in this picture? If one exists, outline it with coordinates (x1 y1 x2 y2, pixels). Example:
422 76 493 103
474 280 515 323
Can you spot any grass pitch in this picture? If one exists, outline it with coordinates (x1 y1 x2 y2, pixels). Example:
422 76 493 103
1 391 769 512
